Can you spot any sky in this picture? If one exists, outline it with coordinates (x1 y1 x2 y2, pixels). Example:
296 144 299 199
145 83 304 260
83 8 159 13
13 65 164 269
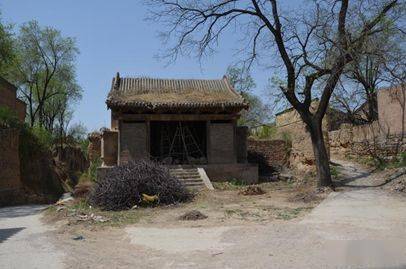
1 0 294 131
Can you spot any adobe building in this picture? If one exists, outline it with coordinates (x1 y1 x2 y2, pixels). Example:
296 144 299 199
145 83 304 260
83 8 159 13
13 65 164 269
377 85 405 136
100 73 258 184
0 77 26 121
0 77 26 196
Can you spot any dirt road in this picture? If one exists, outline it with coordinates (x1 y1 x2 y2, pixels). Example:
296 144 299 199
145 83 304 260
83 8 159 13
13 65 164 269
2 160 406 268
117 160 406 268
0 205 65 269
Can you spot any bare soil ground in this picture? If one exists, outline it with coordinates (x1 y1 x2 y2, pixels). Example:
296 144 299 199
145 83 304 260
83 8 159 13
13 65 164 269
5 159 404 268
41 180 329 268
45 180 326 230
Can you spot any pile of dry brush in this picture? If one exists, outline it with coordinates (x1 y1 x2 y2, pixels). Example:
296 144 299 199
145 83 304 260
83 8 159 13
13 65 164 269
89 160 192 210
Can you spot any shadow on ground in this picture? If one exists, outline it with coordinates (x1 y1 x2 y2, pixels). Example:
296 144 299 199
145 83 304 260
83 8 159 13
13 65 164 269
0 205 47 219
0 227 25 243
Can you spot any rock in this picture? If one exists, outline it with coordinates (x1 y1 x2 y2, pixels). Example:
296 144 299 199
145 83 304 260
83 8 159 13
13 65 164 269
179 210 208 221
55 193 74 205
72 235 85 241
279 173 293 181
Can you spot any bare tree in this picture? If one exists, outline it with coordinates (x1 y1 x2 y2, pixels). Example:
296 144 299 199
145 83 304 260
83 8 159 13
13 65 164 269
146 0 400 188
332 24 405 124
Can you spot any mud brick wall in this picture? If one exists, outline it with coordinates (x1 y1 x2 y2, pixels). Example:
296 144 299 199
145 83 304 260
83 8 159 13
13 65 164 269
247 139 290 175
329 121 405 159
0 129 22 190
275 107 330 172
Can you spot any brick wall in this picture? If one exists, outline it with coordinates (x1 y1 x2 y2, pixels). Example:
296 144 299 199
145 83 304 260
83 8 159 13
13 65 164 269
119 122 148 164
236 126 248 163
247 139 290 175
102 130 118 166
208 122 236 164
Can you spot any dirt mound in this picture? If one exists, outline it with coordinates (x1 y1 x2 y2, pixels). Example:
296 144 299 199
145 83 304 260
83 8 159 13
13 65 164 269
289 191 320 203
179 210 208 221
238 186 266 196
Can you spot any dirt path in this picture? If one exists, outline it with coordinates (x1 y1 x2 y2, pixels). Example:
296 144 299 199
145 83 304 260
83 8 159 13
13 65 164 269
0 205 65 269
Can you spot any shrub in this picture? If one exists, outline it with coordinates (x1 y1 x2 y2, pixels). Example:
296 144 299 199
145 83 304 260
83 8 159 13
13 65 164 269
89 160 192 210
0 105 20 129
85 156 102 181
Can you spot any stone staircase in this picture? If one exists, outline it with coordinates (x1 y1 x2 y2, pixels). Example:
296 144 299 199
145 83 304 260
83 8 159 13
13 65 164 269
170 167 214 190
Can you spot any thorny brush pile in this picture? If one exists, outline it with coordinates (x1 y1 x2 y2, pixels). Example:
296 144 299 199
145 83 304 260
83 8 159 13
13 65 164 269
89 160 192 211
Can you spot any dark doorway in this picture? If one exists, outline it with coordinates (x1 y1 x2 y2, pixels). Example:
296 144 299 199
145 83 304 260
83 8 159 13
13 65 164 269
150 121 207 164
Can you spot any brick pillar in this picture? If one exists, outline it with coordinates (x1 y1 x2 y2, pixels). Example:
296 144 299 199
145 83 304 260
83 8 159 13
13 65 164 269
101 130 118 166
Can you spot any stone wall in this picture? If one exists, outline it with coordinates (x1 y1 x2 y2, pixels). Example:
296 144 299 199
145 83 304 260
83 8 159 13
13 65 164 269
0 129 22 191
247 139 290 175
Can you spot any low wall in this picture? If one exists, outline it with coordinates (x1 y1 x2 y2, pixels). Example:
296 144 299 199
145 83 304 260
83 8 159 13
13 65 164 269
202 163 258 184
247 139 290 175
329 121 405 158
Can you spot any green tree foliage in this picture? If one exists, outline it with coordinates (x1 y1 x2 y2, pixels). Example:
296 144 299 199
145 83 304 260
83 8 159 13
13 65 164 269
0 15 15 76
226 66 270 128
10 20 82 137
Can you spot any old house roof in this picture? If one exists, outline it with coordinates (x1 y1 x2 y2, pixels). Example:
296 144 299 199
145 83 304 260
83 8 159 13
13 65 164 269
106 74 248 113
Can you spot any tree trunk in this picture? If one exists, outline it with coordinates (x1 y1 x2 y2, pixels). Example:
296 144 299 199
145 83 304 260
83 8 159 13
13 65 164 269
308 119 334 189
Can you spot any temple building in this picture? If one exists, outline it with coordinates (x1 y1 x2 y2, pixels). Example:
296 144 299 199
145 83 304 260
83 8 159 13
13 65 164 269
99 73 258 184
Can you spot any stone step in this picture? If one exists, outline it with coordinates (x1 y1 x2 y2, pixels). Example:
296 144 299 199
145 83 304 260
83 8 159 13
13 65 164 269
170 170 199 175
179 178 204 183
173 174 201 179
169 167 213 191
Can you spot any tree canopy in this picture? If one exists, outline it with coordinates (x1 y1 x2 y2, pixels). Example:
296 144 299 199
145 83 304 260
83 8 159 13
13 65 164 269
226 66 270 128
6 20 82 140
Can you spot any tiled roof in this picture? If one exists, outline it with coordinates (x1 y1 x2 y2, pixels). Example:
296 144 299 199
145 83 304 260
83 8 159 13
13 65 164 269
106 74 248 113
